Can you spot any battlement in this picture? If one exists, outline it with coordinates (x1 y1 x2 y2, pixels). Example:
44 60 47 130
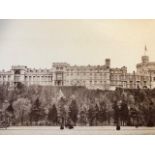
11 65 27 70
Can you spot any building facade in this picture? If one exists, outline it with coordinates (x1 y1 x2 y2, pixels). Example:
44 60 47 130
0 50 155 90
52 59 111 90
0 66 53 87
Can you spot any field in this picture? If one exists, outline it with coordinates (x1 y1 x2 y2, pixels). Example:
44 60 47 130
0 126 155 135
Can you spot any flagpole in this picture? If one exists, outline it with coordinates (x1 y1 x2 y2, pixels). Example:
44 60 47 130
144 45 147 55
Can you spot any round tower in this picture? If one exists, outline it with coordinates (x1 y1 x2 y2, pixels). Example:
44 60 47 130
142 55 149 64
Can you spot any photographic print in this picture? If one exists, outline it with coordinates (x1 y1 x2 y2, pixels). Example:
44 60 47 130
0 19 155 135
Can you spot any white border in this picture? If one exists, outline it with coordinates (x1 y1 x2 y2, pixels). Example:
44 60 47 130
0 0 155 19
0 0 155 155
0 135 155 155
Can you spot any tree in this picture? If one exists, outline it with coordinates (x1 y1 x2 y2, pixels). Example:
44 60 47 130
2 101 14 125
48 104 58 125
130 107 139 126
142 100 155 127
147 103 154 127
112 102 120 125
30 98 44 125
12 98 32 125
58 97 67 128
98 101 107 125
0 85 7 109
87 104 96 126
68 99 79 126
120 102 129 126
79 110 87 125
95 104 99 125
79 104 88 125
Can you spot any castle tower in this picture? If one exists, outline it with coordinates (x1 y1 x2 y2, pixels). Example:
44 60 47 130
142 45 149 64
105 58 111 68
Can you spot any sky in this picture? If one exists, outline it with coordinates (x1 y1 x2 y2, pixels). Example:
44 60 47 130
0 19 155 73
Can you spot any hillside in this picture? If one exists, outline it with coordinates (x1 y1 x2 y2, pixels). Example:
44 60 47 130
0 84 155 127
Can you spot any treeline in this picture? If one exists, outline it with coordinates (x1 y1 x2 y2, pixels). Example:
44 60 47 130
0 83 155 127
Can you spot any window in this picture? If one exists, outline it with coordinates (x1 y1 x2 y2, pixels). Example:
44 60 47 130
15 70 20 74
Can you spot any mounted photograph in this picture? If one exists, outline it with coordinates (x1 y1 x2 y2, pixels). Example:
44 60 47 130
0 19 155 134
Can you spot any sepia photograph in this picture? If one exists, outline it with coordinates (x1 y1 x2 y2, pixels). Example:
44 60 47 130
1 19 155 135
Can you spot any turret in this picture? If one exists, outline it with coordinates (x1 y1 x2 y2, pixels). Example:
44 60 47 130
142 45 149 64
105 58 111 68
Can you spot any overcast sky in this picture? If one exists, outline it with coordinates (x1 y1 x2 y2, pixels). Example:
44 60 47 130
0 19 155 72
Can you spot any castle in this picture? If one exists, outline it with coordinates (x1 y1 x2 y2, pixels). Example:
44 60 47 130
0 47 155 90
